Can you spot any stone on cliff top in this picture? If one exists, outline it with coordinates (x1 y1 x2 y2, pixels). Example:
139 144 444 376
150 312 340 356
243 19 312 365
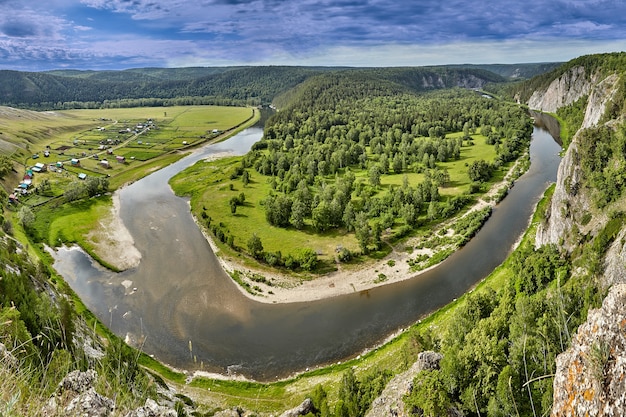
551 283 626 416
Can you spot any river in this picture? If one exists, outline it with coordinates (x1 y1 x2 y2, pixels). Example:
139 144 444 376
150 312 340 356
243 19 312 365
52 118 562 381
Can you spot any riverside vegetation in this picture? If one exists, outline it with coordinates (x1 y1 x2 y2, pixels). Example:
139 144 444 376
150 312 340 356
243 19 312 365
1 55 625 416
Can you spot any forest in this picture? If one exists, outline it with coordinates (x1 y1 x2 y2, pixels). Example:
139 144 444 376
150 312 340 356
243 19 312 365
0 63 558 110
172 72 532 274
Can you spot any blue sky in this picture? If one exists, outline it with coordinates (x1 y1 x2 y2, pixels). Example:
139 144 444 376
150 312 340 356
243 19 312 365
1 0 625 71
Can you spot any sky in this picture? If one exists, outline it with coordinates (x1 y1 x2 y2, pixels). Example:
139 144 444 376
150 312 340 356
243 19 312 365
0 0 625 71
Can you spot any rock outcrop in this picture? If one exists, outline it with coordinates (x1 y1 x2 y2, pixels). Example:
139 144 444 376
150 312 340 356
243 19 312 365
279 398 314 417
534 69 620 250
40 369 181 417
551 283 626 416
528 66 592 113
42 370 115 417
365 351 447 417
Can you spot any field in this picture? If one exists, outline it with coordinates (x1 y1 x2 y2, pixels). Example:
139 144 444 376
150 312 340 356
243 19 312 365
170 130 505 273
3 105 256 206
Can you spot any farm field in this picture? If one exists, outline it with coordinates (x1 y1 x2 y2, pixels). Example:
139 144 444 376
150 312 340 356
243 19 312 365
5 105 256 206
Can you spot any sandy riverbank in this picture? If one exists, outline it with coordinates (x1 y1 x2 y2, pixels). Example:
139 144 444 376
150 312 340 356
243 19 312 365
88 150 526 304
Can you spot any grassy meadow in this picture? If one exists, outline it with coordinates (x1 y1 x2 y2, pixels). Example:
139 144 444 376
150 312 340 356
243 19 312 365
170 130 506 272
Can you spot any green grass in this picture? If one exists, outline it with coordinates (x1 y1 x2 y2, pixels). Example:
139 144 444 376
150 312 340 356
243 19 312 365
171 131 504 269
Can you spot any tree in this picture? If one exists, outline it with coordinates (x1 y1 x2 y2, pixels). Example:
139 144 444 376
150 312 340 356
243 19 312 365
290 198 307 229
64 181 84 202
247 233 264 259
242 170 250 186
17 206 35 229
354 212 370 253
393 153 403 174
0 155 12 178
404 370 451 417
468 159 493 182
229 197 239 214
368 165 381 187
312 201 332 232
265 194 292 227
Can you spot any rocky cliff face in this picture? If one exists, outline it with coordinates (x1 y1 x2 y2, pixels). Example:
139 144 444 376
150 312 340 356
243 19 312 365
527 66 592 113
551 283 626 416
529 64 626 415
534 69 620 250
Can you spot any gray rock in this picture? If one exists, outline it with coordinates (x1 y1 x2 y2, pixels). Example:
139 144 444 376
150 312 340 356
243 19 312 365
552 283 626 416
124 398 177 417
58 369 98 394
279 398 313 417
64 387 115 417
416 351 443 372
366 351 445 417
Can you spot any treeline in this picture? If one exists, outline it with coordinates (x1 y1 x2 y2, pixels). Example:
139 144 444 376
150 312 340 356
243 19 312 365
0 66 319 109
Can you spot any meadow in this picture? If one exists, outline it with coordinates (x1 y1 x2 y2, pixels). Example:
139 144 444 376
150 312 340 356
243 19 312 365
170 129 507 276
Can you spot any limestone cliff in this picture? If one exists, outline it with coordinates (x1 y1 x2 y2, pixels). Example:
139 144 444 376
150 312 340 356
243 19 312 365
528 66 592 113
528 61 626 415
534 69 620 250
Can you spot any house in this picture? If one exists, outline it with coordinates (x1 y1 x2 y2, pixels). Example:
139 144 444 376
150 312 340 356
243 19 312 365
116 156 126 163
34 162 46 172
56 161 64 169
78 173 87 180
71 158 80 166
8 194 18 204
100 159 110 168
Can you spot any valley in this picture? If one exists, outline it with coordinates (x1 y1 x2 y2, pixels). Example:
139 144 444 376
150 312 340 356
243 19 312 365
1 55 626 416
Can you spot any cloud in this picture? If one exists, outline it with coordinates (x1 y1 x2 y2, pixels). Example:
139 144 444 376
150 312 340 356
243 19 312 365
0 0 625 70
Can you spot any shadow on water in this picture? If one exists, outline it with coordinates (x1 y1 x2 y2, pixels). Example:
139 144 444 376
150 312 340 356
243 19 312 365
53 122 562 381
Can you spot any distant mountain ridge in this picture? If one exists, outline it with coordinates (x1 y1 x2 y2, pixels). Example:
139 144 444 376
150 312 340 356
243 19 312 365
0 63 558 110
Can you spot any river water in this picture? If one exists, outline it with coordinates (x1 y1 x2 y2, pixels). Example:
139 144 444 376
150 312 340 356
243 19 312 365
53 119 562 381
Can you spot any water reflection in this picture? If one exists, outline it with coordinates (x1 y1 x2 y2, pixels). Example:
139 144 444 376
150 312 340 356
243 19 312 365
53 125 561 381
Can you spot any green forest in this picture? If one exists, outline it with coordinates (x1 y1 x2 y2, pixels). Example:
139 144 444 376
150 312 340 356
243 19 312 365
172 74 532 276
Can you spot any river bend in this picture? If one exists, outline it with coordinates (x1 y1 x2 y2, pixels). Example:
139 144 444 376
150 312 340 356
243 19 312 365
53 121 561 381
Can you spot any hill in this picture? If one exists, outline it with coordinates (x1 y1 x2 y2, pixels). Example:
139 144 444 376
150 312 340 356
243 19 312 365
0 64 538 110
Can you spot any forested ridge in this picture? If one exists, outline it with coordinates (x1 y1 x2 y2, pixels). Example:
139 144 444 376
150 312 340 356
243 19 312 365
0 63 561 110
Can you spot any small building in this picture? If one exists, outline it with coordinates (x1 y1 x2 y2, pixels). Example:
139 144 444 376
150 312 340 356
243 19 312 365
100 159 110 168
34 162 46 172
56 161 64 168
8 194 18 204
78 173 87 180
71 158 80 166
116 155 126 163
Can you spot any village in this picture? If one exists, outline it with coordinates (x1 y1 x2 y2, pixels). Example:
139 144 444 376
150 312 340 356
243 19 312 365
6 105 241 207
